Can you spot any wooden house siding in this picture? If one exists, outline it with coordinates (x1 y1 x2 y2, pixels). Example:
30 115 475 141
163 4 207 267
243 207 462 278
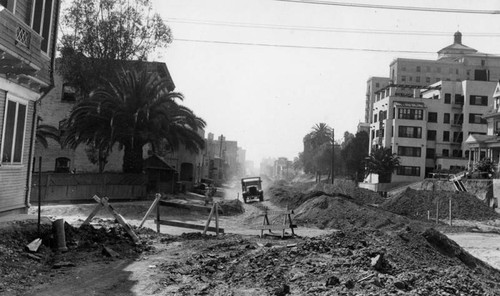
0 91 34 212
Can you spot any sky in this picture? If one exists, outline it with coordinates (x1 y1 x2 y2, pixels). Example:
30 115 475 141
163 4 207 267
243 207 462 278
150 0 500 165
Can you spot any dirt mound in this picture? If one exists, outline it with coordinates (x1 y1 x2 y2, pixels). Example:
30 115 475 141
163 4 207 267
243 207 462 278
293 194 416 230
382 188 499 221
218 199 244 215
155 227 500 295
269 181 386 211
0 219 164 295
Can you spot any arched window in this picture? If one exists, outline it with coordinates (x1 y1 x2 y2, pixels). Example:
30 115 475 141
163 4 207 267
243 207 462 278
55 157 70 173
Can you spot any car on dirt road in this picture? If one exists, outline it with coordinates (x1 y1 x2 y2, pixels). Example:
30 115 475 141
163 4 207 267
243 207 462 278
241 177 264 203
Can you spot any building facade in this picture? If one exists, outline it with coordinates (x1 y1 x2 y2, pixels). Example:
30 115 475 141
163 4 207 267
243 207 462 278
367 32 500 183
0 0 60 214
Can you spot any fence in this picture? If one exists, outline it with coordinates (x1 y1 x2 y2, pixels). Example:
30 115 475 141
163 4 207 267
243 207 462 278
31 173 148 203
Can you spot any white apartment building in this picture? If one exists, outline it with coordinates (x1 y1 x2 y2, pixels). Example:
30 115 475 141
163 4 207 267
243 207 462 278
371 81 498 182
366 32 500 183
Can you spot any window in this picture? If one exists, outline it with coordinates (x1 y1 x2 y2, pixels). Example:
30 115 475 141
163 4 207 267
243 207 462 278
496 121 500 132
426 148 435 159
401 76 406 82
469 113 486 124
481 60 485 66
443 131 450 142
453 114 463 125
456 69 459 75
428 112 438 123
427 130 436 140
375 83 380 88
416 66 421 72
455 94 464 105
397 166 420 176
398 146 421 157
1 97 27 164
398 108 423 120
398 126 422 138
470 95 488 106
55 157 71 173
62 84 77 101
444 113 450 124
31 0 55 53
426 77 431 83
444 93 451 104
409 76 413 82
374 114 378 122
442 149 449 157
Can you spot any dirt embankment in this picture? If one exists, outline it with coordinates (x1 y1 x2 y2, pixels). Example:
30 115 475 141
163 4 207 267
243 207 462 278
382 188 500 221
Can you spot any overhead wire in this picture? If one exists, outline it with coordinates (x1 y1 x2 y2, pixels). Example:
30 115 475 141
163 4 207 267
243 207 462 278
174 38 435 54
167 18 500 37
273 0 500 15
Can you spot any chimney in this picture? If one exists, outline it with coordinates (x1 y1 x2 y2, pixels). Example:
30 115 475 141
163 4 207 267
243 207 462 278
454 31 462 44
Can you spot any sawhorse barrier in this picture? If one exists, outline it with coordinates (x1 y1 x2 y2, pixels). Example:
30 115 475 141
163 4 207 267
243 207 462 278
140 194 224 235
251 208 297 238
82 195 140 243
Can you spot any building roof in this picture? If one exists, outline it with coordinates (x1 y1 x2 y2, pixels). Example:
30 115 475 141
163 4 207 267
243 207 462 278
144 155 176 171
437 31 478 59
465 134 497 144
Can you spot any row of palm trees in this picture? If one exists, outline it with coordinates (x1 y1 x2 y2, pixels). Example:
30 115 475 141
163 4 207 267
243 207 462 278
37 69 206 174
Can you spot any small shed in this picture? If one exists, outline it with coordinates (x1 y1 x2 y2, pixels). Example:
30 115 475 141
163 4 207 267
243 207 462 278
144 155 177 193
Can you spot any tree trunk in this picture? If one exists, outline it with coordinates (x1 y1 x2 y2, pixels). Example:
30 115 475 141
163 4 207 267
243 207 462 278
123 142 144 173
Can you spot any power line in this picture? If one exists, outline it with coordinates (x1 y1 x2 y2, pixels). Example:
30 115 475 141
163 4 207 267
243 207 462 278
175 38 435 54
274 0 500 14
168 18 500 37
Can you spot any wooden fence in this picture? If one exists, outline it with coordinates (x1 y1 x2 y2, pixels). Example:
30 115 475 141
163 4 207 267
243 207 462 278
31 173 148 203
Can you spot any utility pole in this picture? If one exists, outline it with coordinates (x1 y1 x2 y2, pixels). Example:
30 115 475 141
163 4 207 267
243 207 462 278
331 129 335 185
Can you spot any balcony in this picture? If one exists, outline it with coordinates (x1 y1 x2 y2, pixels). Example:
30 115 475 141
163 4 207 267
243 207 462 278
0 8 49 89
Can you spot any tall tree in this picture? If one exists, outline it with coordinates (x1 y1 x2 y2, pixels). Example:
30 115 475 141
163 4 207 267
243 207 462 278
341 131 369 181
364 147 400 183
301 123 334 182
64 69 206 173
58 0 173 96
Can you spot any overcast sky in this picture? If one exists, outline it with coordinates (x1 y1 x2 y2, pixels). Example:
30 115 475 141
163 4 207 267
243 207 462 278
151 0 500 165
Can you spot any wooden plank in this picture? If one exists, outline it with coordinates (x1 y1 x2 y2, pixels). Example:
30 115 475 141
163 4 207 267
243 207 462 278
258 210 294 216
139 193 162 228
156 219 224 234
203 203 216 235
159 200 214 213
251 224 297 230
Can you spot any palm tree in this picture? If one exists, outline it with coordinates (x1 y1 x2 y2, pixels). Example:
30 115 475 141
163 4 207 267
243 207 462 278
310 123 332 149
64 69 206 173
36 123 60 148
364 147 400 183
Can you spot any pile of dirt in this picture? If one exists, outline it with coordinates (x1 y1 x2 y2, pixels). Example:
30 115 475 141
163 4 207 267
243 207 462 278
293 194 418 230
0 219 165 296
382 188 500 221
153 227 500 295
269 181 386 211
218 199 245 215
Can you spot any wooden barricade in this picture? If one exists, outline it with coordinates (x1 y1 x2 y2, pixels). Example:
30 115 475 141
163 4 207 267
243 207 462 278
81 195 139 243
153 199 224 235
251 207 297 238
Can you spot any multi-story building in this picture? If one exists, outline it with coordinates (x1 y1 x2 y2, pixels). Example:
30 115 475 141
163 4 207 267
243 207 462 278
465 82 500 169
0 0 60 214
367 32 500 184
371 80 497 182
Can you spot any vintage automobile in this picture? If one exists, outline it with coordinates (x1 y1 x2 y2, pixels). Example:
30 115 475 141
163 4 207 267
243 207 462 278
241 177 264 203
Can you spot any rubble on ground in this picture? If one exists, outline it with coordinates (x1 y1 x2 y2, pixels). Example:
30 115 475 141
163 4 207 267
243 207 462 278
382 188 499 221
154 228 500 295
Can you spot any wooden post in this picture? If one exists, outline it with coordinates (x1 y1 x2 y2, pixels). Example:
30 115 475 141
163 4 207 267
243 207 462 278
427 210 430 221
203 203 215 235
156 198 161 233
449 197 452 226
436 200 439 225
139 193 162 228
215 203 219 236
